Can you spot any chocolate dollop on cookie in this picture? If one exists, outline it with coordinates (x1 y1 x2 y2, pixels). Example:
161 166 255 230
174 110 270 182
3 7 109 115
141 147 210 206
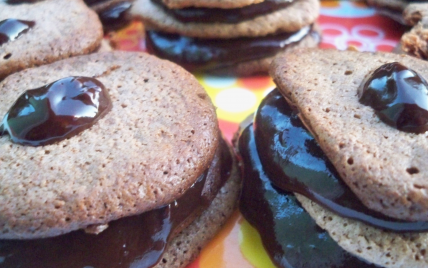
358 62 428 134
0 76 111 146
0 19 35 46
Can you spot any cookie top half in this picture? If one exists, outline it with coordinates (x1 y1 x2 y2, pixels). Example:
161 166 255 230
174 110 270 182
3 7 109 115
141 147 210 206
0 51 219 239
0 0 103 81
270 48 428 222
131 0 319 39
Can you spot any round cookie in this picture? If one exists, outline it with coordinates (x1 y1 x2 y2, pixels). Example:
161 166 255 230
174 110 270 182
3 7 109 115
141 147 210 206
131 0 320 39
270 48 428 222
296 193 428 268
0 51 219 239
0 0 103 81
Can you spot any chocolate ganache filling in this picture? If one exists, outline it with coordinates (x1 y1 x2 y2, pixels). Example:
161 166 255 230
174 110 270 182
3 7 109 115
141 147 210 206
0 138 233 268
0 19 35 46
150 0 294 24
146 25 317 73
250 88 428 232
238 124 377 268
358 62 428 134
5 0 44 4
0 76 112 146
84 0 111 5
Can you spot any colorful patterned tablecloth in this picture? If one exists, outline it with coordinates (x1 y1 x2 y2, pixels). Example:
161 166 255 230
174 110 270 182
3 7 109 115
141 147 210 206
111 1 407 267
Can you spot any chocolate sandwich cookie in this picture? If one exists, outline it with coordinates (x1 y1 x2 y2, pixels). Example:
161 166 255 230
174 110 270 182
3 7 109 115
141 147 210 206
0 51 241 267
0 50 216 238
366 0 428 25
0 0 103 81
235 48 428 267
84 0 135 32
366 0 428 60
131 0 320 75
0 51 240 268
271 48 428 221
366 0 410 24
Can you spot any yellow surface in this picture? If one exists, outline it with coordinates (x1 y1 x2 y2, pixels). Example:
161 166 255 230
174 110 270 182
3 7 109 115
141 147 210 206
198 211 254 268
240 220 276 268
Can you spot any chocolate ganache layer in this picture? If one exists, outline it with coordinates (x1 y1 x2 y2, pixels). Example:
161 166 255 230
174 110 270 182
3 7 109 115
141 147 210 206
0 138 232 268
145 25 317 73
238 124 377 268
251 88 428 232
84 0 111 5
4 0 44 4
150 0 294 24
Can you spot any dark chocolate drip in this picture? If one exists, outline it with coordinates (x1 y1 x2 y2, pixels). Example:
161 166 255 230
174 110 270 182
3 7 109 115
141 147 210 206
97 2 133 32
253 89 428 232
84 0 110 5
145 26 316 73
239 125 378 268
358 62 428 134
219 138 233 180
0 76 112 146
0 139 232 268
0 172 206 268
0 19 35 46
151 0 293 23
4 0 43 4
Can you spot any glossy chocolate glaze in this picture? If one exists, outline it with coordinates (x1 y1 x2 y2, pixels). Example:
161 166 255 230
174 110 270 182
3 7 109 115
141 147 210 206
97 2 133 32
84 0 110 5
5 0 43 4
253 89 428 232
151 0 293 23
0 139 233 268
0 19 35 46
239 125 378 268
358 62 428 134
0 173 207 268
0 76 112 146
146 26 316 73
